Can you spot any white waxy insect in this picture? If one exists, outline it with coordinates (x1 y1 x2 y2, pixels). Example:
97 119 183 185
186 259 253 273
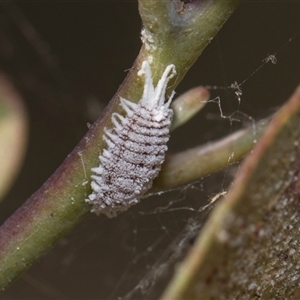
86 60 177 217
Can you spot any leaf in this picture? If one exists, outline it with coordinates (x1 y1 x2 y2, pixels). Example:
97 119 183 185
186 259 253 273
0 74 27 201
161 83 300 299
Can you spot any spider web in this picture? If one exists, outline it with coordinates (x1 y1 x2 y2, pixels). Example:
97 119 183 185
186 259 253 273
1 2 300 300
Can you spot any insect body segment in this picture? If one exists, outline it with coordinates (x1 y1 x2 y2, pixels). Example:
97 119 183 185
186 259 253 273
86 61 176 217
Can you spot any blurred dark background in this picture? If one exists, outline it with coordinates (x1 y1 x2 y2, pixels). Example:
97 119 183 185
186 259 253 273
0 1 299 299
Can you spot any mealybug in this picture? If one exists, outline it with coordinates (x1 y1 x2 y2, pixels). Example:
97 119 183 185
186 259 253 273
86 60 176 217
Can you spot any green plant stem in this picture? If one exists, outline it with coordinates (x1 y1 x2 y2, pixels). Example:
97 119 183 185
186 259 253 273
0 0 240 291
170 86 209 131
153 120 267 191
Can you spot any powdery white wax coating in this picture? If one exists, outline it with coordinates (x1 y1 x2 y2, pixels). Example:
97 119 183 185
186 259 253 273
86 61 176 217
